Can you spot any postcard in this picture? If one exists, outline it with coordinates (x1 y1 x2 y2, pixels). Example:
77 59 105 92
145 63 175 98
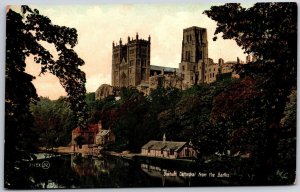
4 2 297 189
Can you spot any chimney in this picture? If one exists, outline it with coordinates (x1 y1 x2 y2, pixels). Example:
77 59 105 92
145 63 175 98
98 120 102 131
163 133 166 143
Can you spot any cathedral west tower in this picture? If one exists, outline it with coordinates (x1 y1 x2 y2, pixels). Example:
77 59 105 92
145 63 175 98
112 33 151 88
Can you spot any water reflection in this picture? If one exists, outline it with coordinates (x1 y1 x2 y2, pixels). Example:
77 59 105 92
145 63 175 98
141 163 187 186
71 154 121 178
18 153 229 188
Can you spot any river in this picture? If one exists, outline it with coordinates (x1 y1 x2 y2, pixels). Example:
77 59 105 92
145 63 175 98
17 153 232 188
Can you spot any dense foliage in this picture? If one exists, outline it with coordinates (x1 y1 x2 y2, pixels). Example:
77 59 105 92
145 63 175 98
98 80 233 153
5 6 87 188
28 76 296 185
30 97 77 149
204 2 297 184
29 94 103 149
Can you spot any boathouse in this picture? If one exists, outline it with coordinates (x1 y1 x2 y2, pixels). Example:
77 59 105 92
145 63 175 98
141 134 196 159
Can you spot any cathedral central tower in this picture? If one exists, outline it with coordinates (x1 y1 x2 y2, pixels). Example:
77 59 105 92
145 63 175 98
179 26 209 85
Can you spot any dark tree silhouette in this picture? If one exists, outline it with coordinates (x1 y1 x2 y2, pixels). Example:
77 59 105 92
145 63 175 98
204 3 297 184
5 6 87 188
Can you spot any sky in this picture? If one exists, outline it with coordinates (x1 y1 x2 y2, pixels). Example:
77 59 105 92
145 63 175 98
19 4 249 100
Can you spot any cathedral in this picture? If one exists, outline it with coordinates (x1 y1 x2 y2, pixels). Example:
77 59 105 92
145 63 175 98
96 26 243 100
110 26 220 90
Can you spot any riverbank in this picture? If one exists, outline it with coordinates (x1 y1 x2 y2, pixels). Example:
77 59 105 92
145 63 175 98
101 150 139 160
38 145 136 158
102 150 197 171
39 145 101 156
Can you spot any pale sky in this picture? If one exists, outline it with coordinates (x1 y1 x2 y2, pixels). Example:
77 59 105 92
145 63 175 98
22 4 248 100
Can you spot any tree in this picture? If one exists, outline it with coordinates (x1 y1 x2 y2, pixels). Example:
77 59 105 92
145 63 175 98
84 92 104 124
275 89 296 184
211 77 265 154
110 87 152 152
204 3 297 183
30 97 77 149
5 6 87 188
177 82 232 157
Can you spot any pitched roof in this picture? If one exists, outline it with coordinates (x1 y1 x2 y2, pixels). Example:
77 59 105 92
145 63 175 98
150 65 177 73
97 129 111 136
142 140 187 152
72 124 99 134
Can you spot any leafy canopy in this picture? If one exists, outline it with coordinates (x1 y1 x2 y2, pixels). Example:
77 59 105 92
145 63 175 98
5 6 87 188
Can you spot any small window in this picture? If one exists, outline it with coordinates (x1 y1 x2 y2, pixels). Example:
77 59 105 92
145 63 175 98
185 51 188 61
161 149 163 154
148 148 150 153
182 66 185 71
